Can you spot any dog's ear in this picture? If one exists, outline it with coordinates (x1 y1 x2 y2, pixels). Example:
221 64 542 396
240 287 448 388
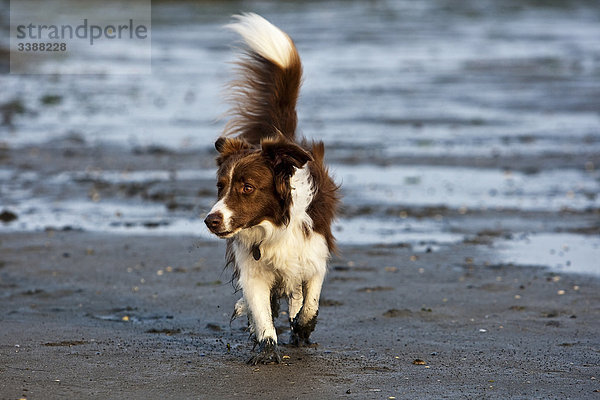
261 138 313 174
261 138 313 224
215 137 252 166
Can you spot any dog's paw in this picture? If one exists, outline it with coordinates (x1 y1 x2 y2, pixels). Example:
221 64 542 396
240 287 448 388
289 331 318 347
290 313 318 347
247 338 281 365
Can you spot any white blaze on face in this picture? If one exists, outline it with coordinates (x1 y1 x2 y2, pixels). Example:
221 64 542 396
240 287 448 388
208 198 233 232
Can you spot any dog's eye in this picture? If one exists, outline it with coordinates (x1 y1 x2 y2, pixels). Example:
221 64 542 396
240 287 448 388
216 182 225 193
242 183 255 194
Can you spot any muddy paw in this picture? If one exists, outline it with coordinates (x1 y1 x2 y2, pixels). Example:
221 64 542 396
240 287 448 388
289 331 318 347
290 313 318 346
247 338 281 365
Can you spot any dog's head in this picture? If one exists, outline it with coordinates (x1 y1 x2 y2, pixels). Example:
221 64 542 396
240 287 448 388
204 136 312 238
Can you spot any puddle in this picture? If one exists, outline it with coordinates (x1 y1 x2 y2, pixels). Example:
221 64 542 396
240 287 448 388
334 217 461 249
1 198 171 232
337 164 599 212
493 233 600 276
51 169 216 185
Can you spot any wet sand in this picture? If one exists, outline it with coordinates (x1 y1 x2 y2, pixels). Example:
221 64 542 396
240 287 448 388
1 231 599 399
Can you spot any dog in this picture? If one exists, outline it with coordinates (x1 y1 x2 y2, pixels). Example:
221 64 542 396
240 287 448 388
204 13 339 365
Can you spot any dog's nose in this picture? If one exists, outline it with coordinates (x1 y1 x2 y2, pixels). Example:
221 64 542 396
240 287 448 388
204 212 223 231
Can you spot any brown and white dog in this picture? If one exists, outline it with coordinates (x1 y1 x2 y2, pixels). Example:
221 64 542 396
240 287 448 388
204 13 339 365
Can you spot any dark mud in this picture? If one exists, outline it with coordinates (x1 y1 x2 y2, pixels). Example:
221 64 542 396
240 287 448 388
1 231 599 399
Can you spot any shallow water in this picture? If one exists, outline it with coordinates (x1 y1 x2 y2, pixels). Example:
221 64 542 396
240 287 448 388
338 164 599 211
1 0 599 274
493 232 600 276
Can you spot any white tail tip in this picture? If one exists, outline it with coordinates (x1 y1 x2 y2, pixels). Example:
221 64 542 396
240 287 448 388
226 13 294 68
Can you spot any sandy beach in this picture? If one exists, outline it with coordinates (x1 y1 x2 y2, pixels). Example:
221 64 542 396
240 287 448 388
0 138 599 399
1 230 599 399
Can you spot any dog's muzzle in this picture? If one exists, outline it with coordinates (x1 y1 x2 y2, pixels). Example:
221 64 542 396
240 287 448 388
204 212 223 233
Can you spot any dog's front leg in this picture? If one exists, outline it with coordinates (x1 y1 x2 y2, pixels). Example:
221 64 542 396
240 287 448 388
291 270 325 346
288 282 304 322
242 273 281 365
288 283 304 345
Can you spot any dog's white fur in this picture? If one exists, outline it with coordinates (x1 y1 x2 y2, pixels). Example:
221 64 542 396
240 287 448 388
229 166 329 343
207 167 236 235
226 13 294 68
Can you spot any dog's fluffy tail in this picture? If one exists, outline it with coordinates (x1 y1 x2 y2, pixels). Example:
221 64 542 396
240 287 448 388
224 13 302 145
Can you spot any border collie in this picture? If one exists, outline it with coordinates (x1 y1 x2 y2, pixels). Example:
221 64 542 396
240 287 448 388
204 13 339 365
